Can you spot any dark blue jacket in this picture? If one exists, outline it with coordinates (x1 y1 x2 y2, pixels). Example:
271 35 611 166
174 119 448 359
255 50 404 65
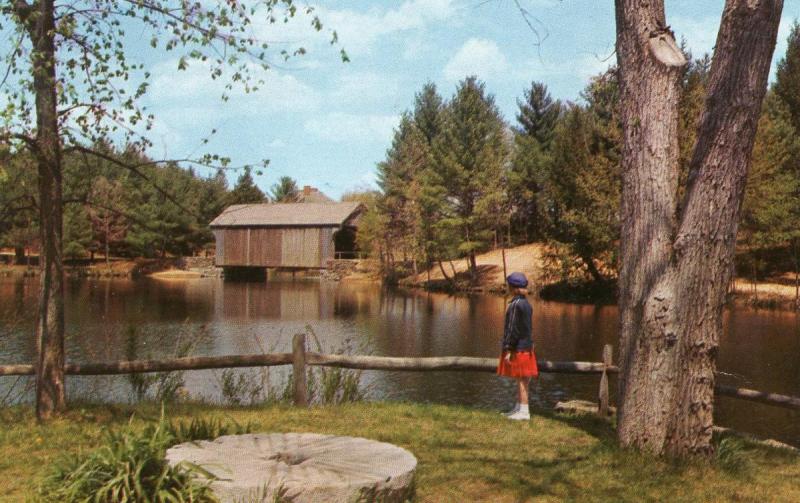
502 295 533 352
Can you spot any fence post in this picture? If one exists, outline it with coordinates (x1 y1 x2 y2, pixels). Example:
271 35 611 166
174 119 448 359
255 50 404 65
598 344 612 417
293 333 307 407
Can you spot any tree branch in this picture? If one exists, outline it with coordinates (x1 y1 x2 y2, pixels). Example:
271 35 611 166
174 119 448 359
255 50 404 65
66 144 198 218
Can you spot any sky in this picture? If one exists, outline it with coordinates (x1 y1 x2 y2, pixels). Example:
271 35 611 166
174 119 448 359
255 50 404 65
11 1 800 200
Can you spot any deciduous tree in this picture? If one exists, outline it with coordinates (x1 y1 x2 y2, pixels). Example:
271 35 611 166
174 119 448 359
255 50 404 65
0 0 338 419
615 0 783 458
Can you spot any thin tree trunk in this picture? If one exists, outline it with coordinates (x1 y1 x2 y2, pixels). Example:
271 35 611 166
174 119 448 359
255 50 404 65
502 247 508 281
582 255 605 285
616 0 782 457
20 0 67 420
793 240 799 307
437 260 451 282
105 221 111 268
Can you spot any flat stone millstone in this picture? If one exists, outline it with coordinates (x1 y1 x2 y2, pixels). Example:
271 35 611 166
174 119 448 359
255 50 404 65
166 432 417 502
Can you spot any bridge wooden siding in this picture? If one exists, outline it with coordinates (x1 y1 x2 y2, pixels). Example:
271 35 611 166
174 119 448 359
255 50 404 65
210 202 361 269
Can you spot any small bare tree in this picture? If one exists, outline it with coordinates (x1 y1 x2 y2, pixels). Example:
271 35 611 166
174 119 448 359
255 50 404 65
87 177 128 267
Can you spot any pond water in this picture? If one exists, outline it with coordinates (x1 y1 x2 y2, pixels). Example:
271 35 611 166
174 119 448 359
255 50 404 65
1 276 798 445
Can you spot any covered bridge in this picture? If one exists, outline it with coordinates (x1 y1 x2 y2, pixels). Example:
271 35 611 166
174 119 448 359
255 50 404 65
210 202 363 271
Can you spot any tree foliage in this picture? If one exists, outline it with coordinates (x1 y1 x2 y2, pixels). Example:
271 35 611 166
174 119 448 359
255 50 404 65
227 167 266 206
430 77 510 273
270 176 300 202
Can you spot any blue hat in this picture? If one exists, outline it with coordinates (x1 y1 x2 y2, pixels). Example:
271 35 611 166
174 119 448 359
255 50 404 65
506 272 528 288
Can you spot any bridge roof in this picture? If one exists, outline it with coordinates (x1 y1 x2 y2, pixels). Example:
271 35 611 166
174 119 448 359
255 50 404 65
210 202 363 228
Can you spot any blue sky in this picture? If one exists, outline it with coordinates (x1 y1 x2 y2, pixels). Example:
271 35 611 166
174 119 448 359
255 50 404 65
86 1 800 199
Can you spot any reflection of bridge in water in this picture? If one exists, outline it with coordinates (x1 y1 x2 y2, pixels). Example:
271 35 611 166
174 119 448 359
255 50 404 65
214 280 377 321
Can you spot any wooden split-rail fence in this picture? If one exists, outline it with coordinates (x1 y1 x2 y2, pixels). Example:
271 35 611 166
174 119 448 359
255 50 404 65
1 334 800 415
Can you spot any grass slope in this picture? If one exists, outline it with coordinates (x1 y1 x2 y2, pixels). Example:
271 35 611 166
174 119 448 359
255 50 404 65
1 402 799 502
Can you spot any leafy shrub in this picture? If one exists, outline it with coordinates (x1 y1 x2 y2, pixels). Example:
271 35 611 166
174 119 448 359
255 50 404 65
218 369 264 406
37 412 253 502
168 415 253 444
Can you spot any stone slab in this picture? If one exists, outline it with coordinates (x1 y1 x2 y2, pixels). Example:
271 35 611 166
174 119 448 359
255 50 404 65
166 432 417 502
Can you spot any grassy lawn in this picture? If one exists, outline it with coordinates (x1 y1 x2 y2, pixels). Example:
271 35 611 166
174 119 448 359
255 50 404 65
1 401 799 502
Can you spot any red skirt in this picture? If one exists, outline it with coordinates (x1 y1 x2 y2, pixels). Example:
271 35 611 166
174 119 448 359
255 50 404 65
497 350 539 378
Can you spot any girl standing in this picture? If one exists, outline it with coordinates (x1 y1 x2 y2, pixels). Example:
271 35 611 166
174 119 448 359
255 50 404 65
497 272 538 420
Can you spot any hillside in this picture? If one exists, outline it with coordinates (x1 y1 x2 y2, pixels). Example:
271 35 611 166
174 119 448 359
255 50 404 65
401 243 546 293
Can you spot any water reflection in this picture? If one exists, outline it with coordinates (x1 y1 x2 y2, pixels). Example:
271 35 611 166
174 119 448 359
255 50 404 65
0 276 798 445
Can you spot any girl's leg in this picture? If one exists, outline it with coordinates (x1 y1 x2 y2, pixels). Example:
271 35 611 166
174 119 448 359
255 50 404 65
507 377 531 420
517 377 530 405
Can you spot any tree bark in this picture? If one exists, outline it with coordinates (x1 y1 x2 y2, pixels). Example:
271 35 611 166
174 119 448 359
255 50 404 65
22 0 67 420
616 0 782 457
437 260 452 282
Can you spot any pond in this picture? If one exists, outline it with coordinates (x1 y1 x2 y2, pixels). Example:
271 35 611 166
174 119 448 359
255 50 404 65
1 275 798 445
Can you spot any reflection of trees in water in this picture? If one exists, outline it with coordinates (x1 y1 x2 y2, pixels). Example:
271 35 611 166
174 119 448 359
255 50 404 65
2 277 800 443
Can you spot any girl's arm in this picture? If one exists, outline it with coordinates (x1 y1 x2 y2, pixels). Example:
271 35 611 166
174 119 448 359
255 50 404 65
503 300 521 352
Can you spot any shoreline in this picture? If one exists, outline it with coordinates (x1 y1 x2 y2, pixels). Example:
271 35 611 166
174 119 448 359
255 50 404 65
5 260 800 310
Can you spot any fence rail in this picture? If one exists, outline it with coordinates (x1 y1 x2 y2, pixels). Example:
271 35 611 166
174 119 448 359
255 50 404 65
1 335 799 413
0 355 616 377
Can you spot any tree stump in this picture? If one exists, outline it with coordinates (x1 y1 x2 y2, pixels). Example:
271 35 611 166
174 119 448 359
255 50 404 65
166 433 417 502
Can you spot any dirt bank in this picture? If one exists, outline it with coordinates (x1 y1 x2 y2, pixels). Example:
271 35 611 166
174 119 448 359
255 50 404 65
400 243 545 293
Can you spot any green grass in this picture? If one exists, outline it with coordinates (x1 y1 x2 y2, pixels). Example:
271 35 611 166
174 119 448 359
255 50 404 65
1 402 799 502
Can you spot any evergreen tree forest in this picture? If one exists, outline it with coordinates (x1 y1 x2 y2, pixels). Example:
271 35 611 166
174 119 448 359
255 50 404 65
2 22 799 288
366 23 800 292
0 143 275 261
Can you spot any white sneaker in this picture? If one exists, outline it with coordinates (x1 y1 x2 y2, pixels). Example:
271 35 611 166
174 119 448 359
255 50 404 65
501 404 520 416
506 410 530 421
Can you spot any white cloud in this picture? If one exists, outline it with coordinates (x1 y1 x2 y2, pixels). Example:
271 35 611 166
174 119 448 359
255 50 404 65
148 60 321 117
670 16 719 58
329 71 400 104
304 113 400 144
266 138 287 149
536 54 617 82
253 0 455 56
443 38 510 82
775 15 795 62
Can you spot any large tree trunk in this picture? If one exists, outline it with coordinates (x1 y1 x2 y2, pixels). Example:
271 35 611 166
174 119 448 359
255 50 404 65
616 0 782 457
27 0 67 420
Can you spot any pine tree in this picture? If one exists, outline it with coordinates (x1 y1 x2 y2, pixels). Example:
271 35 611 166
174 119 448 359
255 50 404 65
413 82 444 145
193 170 229 254
516 81 562 150
678 54 711 194
270 176 300 202
542 69 621 284
227 167 266 205
431 77 509 276
63 204 93 260
509 81 561 243
775 21 800 132
740 91 800 290
376 114 430 270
